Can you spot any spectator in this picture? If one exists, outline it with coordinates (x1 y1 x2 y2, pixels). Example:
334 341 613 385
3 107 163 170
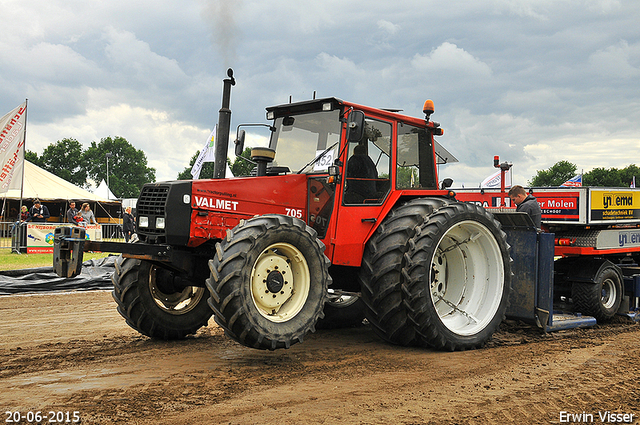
66 201 78 223
28 200 50 222
73 210 86 227
80 203 97 225
123 206 136 243
10 206 30 236
18 205 30 223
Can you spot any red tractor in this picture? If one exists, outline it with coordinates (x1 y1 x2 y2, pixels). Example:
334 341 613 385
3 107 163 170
54 69 512 351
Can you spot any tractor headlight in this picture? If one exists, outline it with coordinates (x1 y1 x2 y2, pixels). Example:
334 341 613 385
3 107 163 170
139 216 149 228
156 217 165 229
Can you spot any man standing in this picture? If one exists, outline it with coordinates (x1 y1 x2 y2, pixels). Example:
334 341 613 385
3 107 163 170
28 200 50 222
66 201 78 223
508 185 542 230
123 206 136 242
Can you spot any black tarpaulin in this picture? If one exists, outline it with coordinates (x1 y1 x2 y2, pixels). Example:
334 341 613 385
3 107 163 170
0 256 117 295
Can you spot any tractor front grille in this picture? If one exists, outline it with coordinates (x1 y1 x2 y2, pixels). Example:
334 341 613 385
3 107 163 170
137 185 169 237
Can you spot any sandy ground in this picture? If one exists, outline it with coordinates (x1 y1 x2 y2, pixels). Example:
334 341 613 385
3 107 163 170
1 290 639 425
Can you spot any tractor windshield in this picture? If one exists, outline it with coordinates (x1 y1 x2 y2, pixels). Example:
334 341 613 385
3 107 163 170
269 109 342 174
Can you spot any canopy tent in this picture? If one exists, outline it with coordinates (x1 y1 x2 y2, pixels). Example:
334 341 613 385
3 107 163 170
2 161 118 203
94 179 117 201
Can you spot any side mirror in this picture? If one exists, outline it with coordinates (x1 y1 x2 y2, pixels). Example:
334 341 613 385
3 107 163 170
346 110 365 142
234 129 246 157
440 178 453 190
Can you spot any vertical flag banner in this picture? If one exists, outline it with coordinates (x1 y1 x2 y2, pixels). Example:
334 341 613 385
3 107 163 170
0 102 27 193
191 126 217 180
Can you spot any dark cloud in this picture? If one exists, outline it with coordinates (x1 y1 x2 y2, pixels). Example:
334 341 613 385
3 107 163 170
1 0 638 183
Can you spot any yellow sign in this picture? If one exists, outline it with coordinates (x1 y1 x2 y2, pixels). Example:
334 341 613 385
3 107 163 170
590 190 640 221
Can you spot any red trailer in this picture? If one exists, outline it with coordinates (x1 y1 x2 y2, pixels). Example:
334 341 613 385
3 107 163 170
456 186 640 323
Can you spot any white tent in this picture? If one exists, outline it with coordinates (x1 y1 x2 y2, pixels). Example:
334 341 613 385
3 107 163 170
2 160 117 203
94 179 117 201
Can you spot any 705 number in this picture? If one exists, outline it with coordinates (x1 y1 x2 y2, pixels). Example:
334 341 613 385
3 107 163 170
285 208 303 219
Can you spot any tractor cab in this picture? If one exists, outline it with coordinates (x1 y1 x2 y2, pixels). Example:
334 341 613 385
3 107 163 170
235 97 457 265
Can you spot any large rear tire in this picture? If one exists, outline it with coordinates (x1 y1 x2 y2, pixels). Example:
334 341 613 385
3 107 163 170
572 264 623 321
206 215 330 350
112 256 212 340
403 202 512 351
359 198 449 345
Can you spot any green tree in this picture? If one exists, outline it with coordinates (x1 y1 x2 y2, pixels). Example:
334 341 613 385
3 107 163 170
25 150 43 167
583 167 621 187
618 165 640 187
231 147 255 177
177 147 255 180
177 151 216 180
83 136 156 198
529 161 577 186
39 138 87 187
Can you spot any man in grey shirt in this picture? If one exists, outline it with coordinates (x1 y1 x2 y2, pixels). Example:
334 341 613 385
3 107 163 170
508 185 542 231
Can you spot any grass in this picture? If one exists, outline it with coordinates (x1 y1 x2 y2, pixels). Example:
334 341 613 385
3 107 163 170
0 249 113 271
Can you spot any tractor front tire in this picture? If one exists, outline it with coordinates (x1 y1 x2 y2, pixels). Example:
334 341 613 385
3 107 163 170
403 202 512 351
359 198 449 346
206 215 330 350
112 257 212 339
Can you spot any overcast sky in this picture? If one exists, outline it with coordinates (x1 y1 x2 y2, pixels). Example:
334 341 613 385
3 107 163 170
2 0 639 187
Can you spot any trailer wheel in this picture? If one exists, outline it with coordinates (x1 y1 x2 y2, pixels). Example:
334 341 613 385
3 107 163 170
207 215 330 350
403 202 512 351
360 198 449 346
112 256 212 339
571 265 622 321
316 291 365 329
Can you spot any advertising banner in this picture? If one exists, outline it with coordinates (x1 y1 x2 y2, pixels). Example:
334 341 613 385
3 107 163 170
590 190 640 222
26 224 102 254
536 192 581 222
0 102 27 193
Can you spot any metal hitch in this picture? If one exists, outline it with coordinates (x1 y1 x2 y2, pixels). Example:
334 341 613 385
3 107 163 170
53 226 86 278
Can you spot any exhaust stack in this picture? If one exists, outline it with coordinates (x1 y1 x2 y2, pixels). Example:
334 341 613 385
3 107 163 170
214 68 235 179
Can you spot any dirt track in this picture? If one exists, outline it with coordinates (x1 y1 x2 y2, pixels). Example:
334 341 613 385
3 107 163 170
1 290 639 425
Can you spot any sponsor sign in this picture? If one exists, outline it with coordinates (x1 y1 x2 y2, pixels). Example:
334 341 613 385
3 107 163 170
590 190 640 221
26 224 102 254
536 193 580 222
596 229 640 249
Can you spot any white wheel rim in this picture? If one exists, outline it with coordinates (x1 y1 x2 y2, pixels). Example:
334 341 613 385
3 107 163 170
251 242 311 323
429 220 504 336
326 289 359 308
148 266 206 315
601 277 617 309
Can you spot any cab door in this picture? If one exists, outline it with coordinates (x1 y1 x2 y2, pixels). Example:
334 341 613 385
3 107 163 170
330 115 394 266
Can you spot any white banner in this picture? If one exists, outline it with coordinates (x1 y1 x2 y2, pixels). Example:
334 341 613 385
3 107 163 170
0 102 27 193
191 126 217 179
481 168 512 188
27 223 102 254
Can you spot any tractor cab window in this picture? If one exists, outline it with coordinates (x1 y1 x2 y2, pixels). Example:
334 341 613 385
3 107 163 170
396 122 437 189
269 109 342 174
343 118 391 205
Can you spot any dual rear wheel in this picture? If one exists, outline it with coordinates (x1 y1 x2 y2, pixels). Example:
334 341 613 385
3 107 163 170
361 200 512 351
